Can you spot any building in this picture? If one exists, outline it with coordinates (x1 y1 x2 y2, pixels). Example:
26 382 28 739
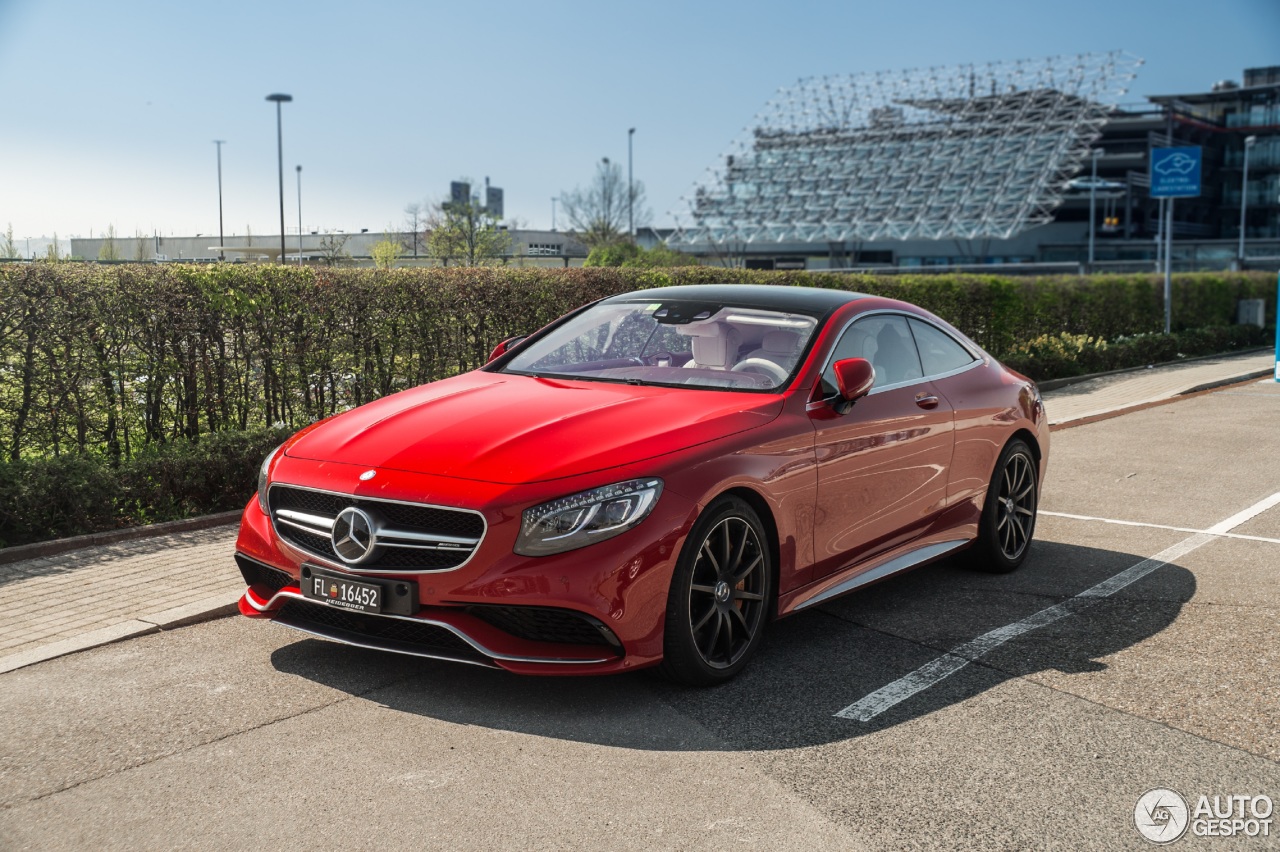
70 228 590 268
665 56 1280 271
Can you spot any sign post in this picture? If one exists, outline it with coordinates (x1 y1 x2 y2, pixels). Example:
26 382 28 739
1150 147 1202 334
1275 270 1279 382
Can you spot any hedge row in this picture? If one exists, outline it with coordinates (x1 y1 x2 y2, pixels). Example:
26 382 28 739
0 263 1275 467
0 427 289 548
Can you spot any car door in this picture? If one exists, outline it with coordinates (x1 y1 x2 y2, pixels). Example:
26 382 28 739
809 313 956 579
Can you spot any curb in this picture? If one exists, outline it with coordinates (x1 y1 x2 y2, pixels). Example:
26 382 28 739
0 593 240 675
1036 346 1272 392
0 510 242 566
1181 369 1275 395
1050 372 1273 431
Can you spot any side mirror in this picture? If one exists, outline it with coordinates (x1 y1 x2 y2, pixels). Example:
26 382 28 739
830 357 875 414
487 335 527 364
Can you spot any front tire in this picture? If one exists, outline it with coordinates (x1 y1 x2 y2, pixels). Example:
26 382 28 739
660 496 772 686
966 439 1039 573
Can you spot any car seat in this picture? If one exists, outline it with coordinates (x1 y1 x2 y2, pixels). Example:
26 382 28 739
676 322 742 371
738 330 802 373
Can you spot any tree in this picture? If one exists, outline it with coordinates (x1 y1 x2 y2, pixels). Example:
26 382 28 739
2 223 17 258
426 186 511 266
371 225 404 269
98 225 121 261
560 158 650 248
585 241 698 268
403 202 426 258
316 232 353 267
44 233 62 262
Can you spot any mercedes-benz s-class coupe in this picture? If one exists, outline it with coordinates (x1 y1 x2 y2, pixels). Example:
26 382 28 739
235 284 1048 685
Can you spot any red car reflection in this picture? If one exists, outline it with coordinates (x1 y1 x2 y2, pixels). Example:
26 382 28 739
236 284 1048 684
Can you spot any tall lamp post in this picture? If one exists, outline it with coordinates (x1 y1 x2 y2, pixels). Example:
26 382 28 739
1088 147 1104 268
213 140 226 261
628 127 636 240
295 165 303 266
551 197 558 231
1239 135 1257 266
265 93 293 264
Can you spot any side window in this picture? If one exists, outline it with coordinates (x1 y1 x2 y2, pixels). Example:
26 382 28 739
908 318 976 377
821 314 923 394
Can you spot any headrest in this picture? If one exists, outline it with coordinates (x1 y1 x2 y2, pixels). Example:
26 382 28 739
761 330 800 354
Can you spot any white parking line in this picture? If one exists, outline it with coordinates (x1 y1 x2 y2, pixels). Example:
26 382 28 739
1040 511 1280 545
834 491 1280 723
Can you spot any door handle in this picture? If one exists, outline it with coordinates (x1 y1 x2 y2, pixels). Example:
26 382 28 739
915 393 940 410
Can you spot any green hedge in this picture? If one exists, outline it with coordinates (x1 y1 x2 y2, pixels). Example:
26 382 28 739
0 427 289 547
0 263 1274 546
0 264 1274 467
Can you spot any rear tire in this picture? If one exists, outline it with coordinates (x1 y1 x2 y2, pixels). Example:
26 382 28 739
659 496 772 686
965 439 1038 574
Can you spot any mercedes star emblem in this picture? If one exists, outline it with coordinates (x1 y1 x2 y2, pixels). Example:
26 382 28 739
331 506 377 564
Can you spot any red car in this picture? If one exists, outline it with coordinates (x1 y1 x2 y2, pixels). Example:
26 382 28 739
236 284 1048 685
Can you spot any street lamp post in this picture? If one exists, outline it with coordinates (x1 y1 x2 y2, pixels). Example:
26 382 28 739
213 140 226 261
296 165 303 266
1239 135 1257 266
628 127 635 240
551 197 558 231
1088 147 1104 269
265 93 293 265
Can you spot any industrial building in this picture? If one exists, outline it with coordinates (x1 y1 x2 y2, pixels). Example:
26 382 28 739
664 55 1280 272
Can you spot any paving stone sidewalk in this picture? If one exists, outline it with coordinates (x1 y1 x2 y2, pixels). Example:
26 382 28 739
0 527 240 673
1042 349 1274 426
0 348 1273 673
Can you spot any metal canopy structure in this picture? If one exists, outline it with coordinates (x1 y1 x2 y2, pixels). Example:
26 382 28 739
670 52 1143 247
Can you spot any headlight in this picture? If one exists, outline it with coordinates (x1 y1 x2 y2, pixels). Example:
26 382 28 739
515 478 663 557
257 444 284 514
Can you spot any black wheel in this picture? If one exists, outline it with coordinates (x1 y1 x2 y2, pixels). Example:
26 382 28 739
966 439 1039 573
660 496 773 686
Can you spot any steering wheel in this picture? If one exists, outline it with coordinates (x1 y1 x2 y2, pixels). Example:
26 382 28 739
731 357 789 385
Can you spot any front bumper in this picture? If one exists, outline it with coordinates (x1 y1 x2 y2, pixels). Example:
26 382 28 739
234 460 700 675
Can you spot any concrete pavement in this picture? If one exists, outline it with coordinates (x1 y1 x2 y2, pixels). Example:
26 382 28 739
0 348 1274 675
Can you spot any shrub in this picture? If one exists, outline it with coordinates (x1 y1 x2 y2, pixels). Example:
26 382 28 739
0 427 289 547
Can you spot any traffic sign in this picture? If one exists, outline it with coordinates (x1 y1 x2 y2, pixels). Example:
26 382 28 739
1150 147 1201 198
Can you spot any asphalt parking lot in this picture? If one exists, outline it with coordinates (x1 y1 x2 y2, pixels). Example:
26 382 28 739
2 378 1278 850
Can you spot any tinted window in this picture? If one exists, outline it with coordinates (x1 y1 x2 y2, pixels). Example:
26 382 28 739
908 318 975 376
821 314 923 394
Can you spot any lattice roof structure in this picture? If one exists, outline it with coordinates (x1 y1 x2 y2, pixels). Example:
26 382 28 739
669 52 1142 247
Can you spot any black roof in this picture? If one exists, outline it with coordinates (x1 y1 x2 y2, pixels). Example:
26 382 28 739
603 284 867 313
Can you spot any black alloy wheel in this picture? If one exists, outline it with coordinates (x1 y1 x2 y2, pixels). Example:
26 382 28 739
966 438 1038 573
661 496 772 685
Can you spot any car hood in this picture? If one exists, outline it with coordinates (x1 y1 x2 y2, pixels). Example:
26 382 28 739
285 371 784 484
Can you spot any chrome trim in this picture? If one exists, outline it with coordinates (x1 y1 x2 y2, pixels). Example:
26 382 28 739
276 510 336 536
377 528 480 547
256 588 614 665
267 482 488 575
270 617 502 669
816 309 985 399
794 539 970 611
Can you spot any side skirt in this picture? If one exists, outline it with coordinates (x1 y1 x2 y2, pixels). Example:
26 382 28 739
784 538 970 613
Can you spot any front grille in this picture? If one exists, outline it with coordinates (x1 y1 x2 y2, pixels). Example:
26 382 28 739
467 605 621 649
236 554 294 592
274 599 490 665
268 485 485 572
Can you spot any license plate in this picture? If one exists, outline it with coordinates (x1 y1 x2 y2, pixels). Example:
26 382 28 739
302 570 382 614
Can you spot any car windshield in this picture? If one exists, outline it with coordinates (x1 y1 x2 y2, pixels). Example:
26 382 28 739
499 299 820 391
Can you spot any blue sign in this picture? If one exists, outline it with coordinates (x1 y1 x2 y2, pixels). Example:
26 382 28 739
1150 147 1201 198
